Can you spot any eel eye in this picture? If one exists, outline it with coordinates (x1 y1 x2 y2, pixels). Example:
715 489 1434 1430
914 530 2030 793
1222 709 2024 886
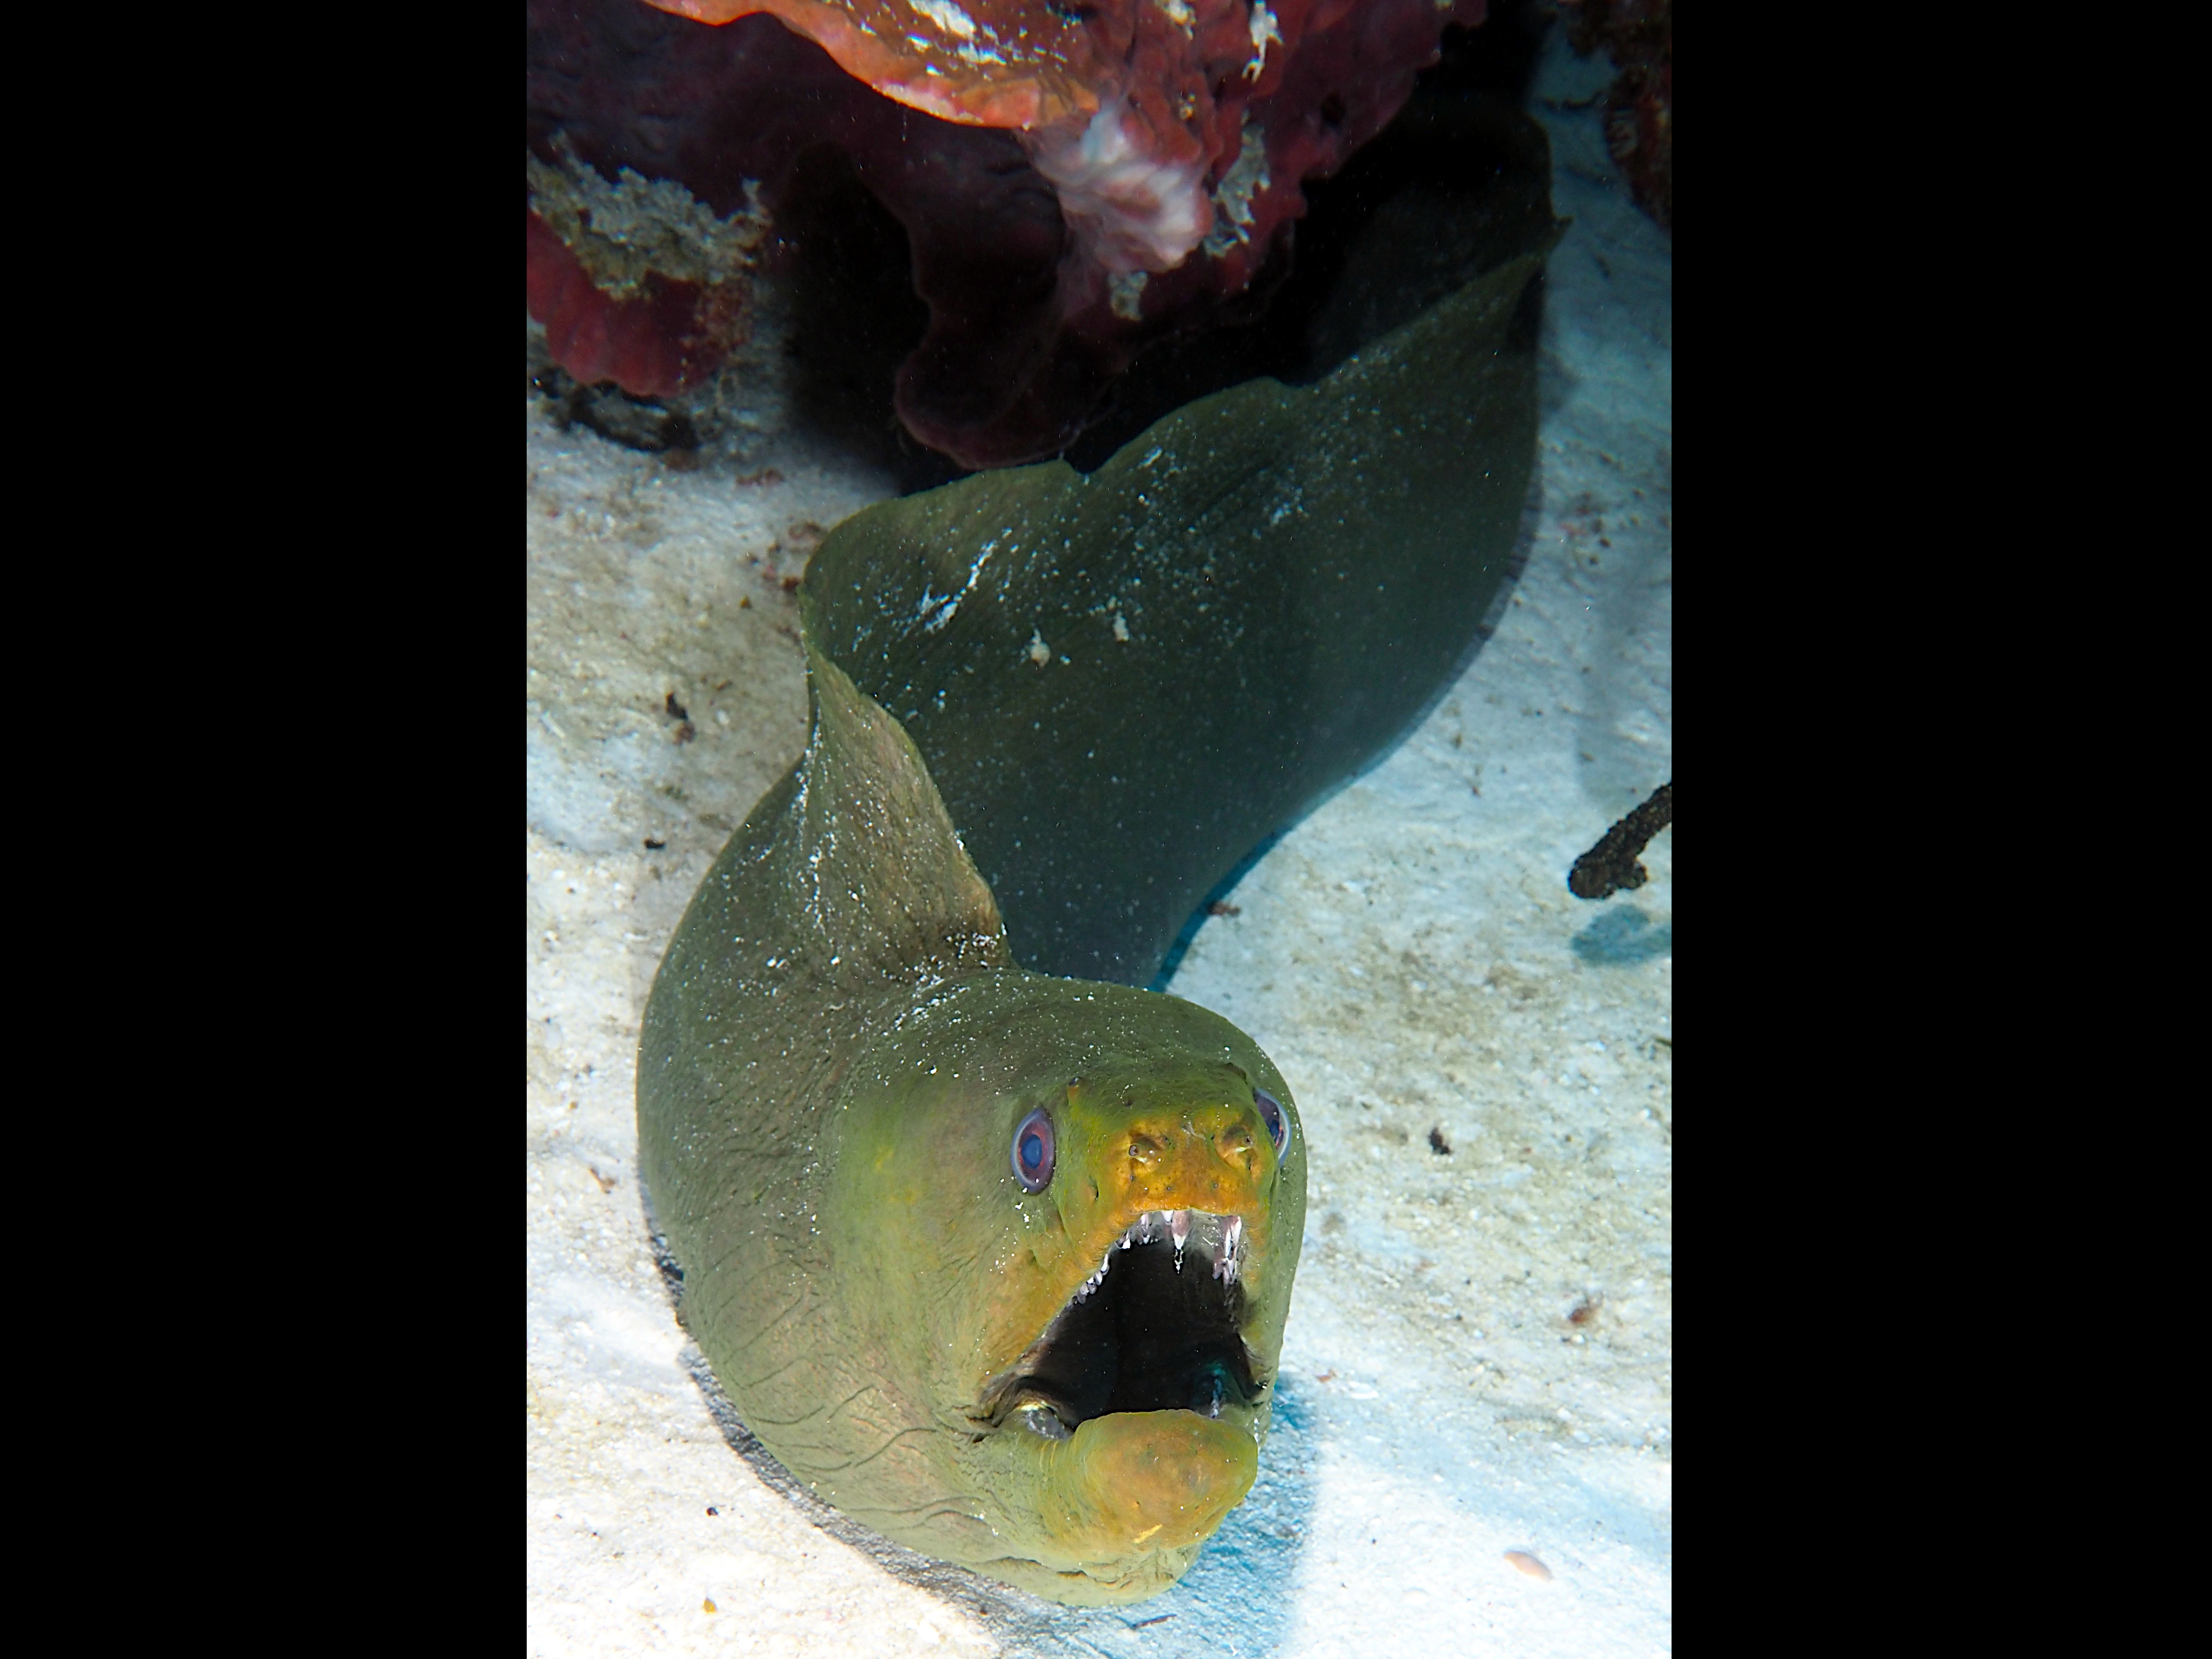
1012 1107 1056 1192
1255 1088 1289 1154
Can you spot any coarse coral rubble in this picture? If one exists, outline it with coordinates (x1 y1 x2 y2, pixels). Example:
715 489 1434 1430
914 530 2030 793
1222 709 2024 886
526 0 1488 469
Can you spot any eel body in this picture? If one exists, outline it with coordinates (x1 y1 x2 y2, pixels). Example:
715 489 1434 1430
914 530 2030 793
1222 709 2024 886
638 126 1557 1603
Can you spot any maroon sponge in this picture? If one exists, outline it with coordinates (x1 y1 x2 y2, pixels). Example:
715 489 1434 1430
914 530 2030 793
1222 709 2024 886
526 0 1485 468
526 209 715 397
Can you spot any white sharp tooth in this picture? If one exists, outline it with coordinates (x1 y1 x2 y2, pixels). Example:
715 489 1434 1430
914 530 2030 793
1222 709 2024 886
1170 1209 1190 1257
1225 1216 1244 1259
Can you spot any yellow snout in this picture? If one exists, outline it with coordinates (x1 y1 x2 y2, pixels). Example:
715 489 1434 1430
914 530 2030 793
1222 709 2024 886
1103 1097 1269 1217
1038 1409 1259 1559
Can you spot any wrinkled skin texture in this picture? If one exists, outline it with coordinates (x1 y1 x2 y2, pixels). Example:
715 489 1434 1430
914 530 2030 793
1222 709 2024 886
527 0 1487 466
639 646 1305 1601
638 210 1556 1599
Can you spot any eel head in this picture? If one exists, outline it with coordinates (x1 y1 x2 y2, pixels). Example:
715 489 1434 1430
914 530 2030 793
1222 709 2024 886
963 1039 1303 1602
821 975 1304 1604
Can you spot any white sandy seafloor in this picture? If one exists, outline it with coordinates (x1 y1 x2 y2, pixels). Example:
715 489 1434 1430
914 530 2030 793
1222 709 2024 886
527 23 1669 1658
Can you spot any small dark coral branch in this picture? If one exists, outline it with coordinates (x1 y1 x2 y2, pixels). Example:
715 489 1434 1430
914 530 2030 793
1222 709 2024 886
1567 781 1671 900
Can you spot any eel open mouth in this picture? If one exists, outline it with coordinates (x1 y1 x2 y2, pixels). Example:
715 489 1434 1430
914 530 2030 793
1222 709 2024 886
990 1209 1263 1440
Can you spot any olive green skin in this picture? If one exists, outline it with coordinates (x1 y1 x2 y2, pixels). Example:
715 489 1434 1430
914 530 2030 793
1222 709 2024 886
640 653 1304 1602
807 240 1559 987
819 974 1306 1599
639 194 1556 1600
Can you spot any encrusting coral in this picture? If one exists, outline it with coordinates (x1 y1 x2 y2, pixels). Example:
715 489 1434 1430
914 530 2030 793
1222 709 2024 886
526 133 771 394
643 0 1483 283
1558 0 1669 228
527 0 1490 469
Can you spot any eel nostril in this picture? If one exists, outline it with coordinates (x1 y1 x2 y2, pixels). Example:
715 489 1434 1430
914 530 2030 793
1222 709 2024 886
1217 1124 1254 1164
1127 1133 1164 1167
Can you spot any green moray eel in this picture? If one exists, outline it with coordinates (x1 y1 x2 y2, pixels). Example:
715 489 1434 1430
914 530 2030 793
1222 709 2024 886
639 162 1560 1604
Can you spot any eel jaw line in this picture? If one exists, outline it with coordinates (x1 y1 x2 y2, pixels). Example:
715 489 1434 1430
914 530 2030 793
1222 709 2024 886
988 1207 1265 1440
1077 1208 1249 1300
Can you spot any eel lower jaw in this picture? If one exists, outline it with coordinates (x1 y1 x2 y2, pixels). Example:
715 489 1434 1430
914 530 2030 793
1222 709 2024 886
982 1208 1267 1441
1019 1404 1262 1572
